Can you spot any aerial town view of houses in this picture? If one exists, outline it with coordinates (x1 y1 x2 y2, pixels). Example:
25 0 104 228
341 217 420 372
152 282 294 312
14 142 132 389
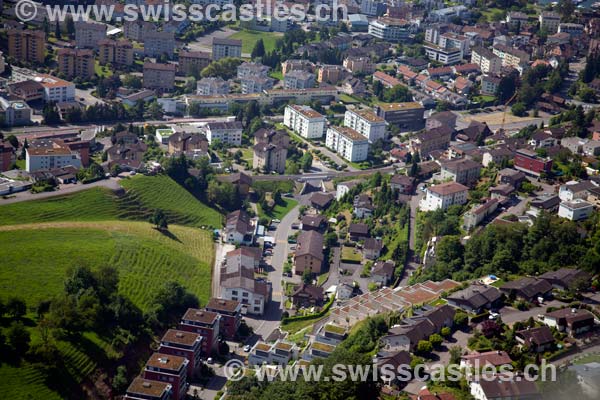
2 0 600 399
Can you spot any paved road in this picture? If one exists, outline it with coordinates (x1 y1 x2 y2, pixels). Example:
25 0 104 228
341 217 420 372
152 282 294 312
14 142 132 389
0 178 121 204
4 117 234 137
251 165 396 182
398 190 425 287
250 202 300 339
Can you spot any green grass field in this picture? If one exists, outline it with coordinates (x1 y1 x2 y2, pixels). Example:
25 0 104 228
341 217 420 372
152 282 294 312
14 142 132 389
120 175 223 228
0 175 223 228
0 174 220 398
0 222 214 311
257 198 298 221
341 246 362 263
229 29 282 54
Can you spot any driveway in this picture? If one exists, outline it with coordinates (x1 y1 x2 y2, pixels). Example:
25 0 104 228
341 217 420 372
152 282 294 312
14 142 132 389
250 201 300 339
499 299 564 327
0 177 122 204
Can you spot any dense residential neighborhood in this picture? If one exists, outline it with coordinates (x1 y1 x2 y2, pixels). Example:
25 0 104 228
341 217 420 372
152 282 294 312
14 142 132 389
2 0 600 400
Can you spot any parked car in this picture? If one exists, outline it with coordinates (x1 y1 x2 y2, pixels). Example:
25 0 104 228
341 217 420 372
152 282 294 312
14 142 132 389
489 312 500 320
243 345 251 352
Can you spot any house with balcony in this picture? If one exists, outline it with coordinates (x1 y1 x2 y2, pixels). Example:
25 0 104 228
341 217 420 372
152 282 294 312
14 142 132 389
205 298 242 340
143 353 188 400
125 377 172 400
178 309 220 355
543 308 595 337
248 340 299 366
158 330 203 376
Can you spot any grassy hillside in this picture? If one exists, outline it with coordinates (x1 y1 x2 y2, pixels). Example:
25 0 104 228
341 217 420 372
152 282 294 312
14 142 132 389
0 175 223 228
119 175 223 228
0 221 214 310
0 175 220 399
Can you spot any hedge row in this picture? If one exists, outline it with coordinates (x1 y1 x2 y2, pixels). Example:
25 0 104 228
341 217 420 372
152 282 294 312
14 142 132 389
282 295 335 325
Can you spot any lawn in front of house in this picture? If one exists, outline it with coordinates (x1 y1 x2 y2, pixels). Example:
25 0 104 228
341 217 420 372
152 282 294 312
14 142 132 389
341 245 362 263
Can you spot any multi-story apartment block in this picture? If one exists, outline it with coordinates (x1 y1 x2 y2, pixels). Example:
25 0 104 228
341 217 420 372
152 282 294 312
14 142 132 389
253 129 289 174
344 109 387 143
481 75 501 95
35 74 76 103
204 298 242 340
144 30 175 58
326 126 370 162
317 65 346 84
178 51 211 76
143 353 188 400
376 102 425 131
56 49 95 80
439 32 470 56
558 23 584 37
471 47 502 74
237 62 269 79
343 56 374 74
158 330 203 376
123 20 155 41
7 29 45 64
539 11 561 34
143 62 176 92
368 17 411 42
514 148 553 176
212 38 242 61
240 77 274 94
0 97 32 127
98 39 134 66
196 77 230 96
179 309 220 355
440 158 482 186
74 21 106 49
124 377 172 400
492 45 530 69
203 121 243 145
420 182 469 211
424 44 463 65
506 11 529 29
294 230 324 275
283 105 326 139
281 59 314 76
283 70 315 90
220 263 271 315
26 140 82 172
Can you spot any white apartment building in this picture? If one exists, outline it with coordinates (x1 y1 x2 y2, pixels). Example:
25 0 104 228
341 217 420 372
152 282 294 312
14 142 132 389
539 11 561 34
471 47 502 74
203 121 243 145
74 21 106 49
237 62 269 80
420 182 469 211
344 109 387 143
26 143 81 172
439 32 470 56
248 340 299 366
368 18 411 42
283 105 326 139
212 38 242 60
424 44 463 65
558 199 594 221
36 74 75 103
326 126 369 162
